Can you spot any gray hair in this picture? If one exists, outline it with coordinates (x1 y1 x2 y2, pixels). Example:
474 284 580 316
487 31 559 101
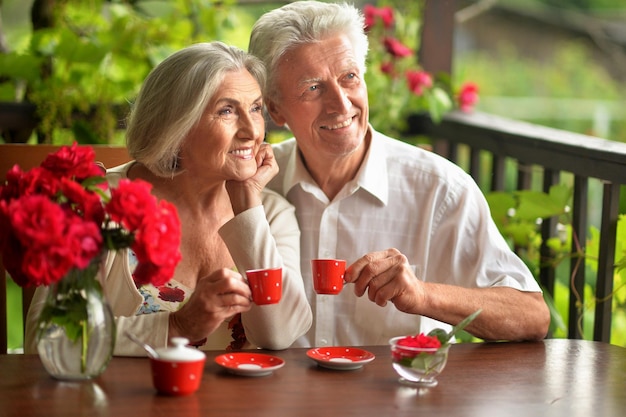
248 1 368 100
126 41 266 177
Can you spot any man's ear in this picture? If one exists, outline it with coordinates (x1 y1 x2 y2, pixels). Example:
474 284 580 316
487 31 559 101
266 98 286 127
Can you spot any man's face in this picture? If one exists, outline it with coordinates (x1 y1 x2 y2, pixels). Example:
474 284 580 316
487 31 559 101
267 34 369 164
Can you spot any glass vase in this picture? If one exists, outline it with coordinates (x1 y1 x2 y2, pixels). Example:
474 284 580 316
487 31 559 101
389 336 450 387
36 256 116 380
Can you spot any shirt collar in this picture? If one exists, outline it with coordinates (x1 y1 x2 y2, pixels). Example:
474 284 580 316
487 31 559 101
282 125 389 205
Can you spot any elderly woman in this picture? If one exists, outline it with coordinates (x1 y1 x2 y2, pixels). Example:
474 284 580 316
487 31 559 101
25 42 312 355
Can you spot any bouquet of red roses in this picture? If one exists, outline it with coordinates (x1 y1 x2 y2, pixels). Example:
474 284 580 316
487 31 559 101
0 143 182 289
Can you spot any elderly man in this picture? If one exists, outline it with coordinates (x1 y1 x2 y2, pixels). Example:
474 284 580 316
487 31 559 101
249 0 550 347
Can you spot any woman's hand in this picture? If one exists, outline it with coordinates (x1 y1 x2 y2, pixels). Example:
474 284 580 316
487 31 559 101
168 268 252 343
226 143 278 214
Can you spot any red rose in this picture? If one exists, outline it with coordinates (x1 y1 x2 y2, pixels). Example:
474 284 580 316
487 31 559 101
65 216 103 269
1 144 182 289
22 244 74 287
132 200 181 287
106 179 157 231
7 195 66 248
41 143 102 181
0 165 25 201
60 178 106 225
9 166 61 200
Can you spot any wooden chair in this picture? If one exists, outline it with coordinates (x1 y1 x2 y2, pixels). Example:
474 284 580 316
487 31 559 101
0 143 130 353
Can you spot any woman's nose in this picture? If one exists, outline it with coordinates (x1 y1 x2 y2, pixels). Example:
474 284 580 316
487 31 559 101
237 112 262 141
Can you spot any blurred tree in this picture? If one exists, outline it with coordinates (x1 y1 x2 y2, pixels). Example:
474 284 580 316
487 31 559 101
0 0 248 144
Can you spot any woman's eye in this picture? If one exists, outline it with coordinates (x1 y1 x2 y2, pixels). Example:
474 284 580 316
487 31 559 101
218 107 233 116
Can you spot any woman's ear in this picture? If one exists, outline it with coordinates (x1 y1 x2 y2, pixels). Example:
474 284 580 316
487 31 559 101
266 98 286 127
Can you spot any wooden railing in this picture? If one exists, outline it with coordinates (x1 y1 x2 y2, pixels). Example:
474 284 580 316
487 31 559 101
408 110 626 343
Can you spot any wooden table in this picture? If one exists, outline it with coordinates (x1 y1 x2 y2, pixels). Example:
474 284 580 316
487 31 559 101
1 339 625 417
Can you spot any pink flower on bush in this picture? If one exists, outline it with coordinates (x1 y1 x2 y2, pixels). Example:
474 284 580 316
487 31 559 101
457 82 479 112
406 70 433 96
384 37 412 58
364 5 394 31
380 61 395 76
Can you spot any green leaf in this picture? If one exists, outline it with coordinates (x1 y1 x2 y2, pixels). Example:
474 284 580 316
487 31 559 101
548 184 571 208
485 192 516 229
427 328 449 345
0 53 43 81
501 222 537 247
515 190 564 220
428 87 453 123
428 309 482 344
448 309 482 340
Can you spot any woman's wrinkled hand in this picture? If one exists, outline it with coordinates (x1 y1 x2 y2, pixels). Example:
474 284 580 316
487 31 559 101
225 142 278 214
168 268 252 343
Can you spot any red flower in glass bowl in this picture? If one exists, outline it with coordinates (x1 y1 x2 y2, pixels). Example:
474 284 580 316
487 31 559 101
389 310 481 387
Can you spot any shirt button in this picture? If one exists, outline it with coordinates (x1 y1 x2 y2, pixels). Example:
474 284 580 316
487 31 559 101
320 339 328 346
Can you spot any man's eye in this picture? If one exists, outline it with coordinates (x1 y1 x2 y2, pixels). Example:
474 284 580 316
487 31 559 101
345 73 359 82
308 85 319 92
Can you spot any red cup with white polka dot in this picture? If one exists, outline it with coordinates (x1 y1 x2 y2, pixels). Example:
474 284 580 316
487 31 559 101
246 267 282 305
311 259 346 295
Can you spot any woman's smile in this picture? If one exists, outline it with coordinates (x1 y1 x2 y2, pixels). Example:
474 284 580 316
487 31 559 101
229 147 254 160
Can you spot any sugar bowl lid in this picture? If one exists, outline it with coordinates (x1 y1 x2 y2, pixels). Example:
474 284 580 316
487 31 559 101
154 337 205 362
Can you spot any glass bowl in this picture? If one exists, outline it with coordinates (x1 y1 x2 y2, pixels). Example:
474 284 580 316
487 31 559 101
389 336 450 387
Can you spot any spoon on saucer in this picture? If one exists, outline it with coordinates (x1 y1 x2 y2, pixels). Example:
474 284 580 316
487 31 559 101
125 331 159 359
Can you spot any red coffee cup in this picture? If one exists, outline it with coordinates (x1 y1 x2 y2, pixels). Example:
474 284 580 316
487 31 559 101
311 259 346 295
246 267 282 305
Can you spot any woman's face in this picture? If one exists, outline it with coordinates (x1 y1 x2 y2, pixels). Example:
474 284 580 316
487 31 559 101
180 69 265 182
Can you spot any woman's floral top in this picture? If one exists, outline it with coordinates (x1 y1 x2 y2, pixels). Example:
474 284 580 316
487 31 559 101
130 250 244 349
130 249 189 314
